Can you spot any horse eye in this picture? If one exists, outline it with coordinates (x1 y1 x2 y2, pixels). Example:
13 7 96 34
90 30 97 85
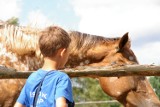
129 56 134 61
116 47 120 53
111 61 116 65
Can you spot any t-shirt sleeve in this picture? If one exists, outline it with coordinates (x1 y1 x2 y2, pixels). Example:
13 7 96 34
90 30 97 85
55 76 73 103
16 84 27 105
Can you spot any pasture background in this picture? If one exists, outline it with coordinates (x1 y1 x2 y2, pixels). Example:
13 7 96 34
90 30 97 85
72 77 160 107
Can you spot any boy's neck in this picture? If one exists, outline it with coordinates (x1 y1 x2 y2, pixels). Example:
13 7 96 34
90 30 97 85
41 57 59 71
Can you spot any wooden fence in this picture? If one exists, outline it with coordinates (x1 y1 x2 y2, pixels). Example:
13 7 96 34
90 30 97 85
0 65 160 79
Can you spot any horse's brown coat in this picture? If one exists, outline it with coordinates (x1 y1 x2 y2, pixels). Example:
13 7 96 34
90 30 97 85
0 25 160 107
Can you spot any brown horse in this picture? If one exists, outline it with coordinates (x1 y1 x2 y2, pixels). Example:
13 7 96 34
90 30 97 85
0 24 160 107
68 31 160 107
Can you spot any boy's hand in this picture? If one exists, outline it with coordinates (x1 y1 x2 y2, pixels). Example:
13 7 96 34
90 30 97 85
14 102 26 107
56 97 68 107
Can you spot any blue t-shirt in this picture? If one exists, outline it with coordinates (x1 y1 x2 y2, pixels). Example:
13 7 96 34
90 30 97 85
17 69 74 107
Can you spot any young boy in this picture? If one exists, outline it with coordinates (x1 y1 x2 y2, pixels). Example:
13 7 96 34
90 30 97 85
14 26 74 107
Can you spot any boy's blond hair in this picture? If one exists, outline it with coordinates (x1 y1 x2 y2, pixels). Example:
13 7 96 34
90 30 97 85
39 26 71 57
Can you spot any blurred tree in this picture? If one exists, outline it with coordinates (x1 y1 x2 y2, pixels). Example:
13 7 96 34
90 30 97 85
6 17 19 26
149 76 160 98
72 78 122 107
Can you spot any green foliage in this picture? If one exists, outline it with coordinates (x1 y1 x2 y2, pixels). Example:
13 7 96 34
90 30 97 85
149 76 160 99
72 78 122 107
6 17 19 26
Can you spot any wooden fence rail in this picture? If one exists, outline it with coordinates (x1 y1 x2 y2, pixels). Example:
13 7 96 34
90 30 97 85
0 65 160 79
75 100 119 105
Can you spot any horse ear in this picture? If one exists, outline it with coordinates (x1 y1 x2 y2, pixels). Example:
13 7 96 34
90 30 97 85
118 32 129 51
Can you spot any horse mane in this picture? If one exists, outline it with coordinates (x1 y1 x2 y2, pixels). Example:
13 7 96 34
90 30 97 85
68 31 122 54
0 24 130 59
0 24 41 56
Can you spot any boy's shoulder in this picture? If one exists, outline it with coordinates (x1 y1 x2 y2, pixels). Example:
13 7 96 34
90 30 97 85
38 69 69 79
53 70 70 79
27 69 70 80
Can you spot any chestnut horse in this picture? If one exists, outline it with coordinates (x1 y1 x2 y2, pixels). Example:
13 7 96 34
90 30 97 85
0 24 160 107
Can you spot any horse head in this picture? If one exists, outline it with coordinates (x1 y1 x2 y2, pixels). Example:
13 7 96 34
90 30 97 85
96 33 160 107
66 31 160 107
98 32 138 66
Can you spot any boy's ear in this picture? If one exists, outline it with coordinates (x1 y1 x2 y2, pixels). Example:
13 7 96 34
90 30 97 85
60 48 66 57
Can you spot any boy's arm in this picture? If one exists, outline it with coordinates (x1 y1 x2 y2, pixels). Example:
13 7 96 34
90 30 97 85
56 97 68 107
14 102 26 107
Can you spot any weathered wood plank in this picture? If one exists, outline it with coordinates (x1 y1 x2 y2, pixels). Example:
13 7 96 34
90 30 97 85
0 65 160 79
